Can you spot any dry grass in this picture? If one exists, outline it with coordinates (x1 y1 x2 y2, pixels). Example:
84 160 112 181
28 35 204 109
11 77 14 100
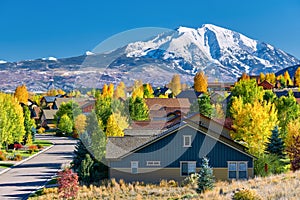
29 170 300 200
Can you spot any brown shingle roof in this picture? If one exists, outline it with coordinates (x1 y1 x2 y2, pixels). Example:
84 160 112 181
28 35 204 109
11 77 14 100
42 110 57 120
145 98 190 111
258 80 274 90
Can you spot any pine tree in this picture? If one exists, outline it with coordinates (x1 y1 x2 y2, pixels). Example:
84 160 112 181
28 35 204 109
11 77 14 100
129 97 149 121
78 154 94 184
197 157 215 193
266 126 285 158
198 94 213 118
194 71 208 93
73 141 89 171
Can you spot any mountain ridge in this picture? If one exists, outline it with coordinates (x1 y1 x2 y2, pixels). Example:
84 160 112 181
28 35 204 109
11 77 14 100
0 24 299 92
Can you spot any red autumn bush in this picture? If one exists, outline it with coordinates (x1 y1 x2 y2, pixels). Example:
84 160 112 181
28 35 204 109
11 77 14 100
28 145 38 154
58 168 79 199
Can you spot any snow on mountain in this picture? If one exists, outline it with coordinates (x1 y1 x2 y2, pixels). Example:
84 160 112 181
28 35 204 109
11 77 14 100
85 51 95 56
42 56 57 61
0 60 7 64
122 24 299 80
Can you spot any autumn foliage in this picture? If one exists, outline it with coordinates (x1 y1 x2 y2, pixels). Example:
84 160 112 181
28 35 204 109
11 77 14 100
194 71 208 93
58 168 79 199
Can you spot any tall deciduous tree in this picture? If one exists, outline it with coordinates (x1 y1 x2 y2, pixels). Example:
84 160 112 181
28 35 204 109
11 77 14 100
114 82 126 99
58 114 73 134
259 72 265 82
286 118 300 171
14 85 29 104
284 71 293 86
294 67 300 87
275 91 300 139
23 106 36 144
194 71 208 93
129 97 149 121
230 97 278 157
106 114 124 137
74 114 87 134
168 74 182 96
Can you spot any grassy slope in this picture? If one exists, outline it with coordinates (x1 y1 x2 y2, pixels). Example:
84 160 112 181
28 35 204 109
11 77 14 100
29 170 300 200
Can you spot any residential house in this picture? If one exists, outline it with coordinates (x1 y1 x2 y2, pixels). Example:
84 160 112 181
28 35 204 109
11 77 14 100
258 80 274 90
176 90 203 104
145 98 191 120
40 110 57 127
106 114 255 183
40 96 56 109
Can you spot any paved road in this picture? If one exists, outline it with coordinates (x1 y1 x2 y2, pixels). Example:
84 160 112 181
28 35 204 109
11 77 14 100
0 134 77 200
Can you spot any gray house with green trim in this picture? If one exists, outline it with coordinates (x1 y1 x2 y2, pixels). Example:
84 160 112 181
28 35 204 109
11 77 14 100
106 114 255 183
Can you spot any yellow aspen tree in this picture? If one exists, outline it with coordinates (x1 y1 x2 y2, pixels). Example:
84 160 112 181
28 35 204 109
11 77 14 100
230 97 278 157
194 71 208 93
74 114 87 134
102 84 108 97
241 72 250 81
107 83 114 98
14 84 29 104
114 82 126 99
106 114 124 137
294 67 300 87
284 71 293 86
259 72 265 82
169 74 182 96
286 118 300 171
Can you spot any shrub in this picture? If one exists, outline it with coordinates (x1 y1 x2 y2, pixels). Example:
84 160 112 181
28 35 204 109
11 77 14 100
58 168 79 199
13 154 22 161
14 143 22 150
0 151 6 161
181 173 200 187
254 154 288 177
37 144 43 149
38 127 45 134
233 189 262 200
28 145 38 154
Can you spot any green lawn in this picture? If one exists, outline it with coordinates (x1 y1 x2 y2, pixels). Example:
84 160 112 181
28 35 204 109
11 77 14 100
0 163 14 168
33 139 53 147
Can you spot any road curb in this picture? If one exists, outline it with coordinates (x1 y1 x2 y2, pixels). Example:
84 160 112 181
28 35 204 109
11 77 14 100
0 143 55 176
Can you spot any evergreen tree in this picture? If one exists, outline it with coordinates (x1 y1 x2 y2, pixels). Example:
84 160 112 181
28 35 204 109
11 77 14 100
73 141 89 171
198 94 213 118
78 154 94 184
266 126 285 158
129 97 149 121
197 157 215 193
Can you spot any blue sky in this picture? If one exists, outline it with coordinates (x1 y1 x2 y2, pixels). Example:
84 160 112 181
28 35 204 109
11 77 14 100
0 0 299 61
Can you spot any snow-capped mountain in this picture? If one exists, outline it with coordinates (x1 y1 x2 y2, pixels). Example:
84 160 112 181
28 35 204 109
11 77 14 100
120 24 299 81
0 24 299 92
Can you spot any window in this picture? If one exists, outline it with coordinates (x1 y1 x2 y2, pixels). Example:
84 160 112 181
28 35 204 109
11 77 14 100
183 135 192 147
228 162 248 179
181 161 196 176
146 161 161 166
131 161 138 174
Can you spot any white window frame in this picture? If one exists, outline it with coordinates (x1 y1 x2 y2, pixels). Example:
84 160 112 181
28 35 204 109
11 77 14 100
180 161 196 176
227 161 248 179
131 161 138 174
183 135 192 147
146 161 161 166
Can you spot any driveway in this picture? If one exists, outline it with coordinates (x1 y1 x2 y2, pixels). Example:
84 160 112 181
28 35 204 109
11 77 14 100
0 134 77 200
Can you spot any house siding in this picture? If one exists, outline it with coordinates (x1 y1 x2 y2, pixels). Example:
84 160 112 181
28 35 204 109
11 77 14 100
109 167 254 183
109 126 254 181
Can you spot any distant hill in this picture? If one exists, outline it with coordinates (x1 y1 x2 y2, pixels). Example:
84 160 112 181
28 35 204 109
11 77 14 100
275 64 300 78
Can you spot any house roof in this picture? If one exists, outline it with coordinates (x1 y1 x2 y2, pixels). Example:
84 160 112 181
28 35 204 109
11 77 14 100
145 98 191 111
106 116 254 160
258 80 274 90
176 90 202 103
54 97 90 109
42 96 56 103
42 110 57 120
106 136 153 159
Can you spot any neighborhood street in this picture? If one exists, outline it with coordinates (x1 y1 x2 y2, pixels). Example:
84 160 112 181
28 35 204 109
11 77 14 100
0 134 77 200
